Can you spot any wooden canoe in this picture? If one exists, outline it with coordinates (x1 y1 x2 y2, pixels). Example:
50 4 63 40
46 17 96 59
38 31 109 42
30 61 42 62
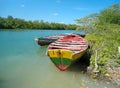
46 34 88 71
35 34 65 46
35 33 86 46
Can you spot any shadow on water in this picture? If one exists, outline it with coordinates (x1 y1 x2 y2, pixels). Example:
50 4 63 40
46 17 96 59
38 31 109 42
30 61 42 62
68 52 91 73
36 45 91 73
35 45 92 73
0 80 3 88
0 79 8 88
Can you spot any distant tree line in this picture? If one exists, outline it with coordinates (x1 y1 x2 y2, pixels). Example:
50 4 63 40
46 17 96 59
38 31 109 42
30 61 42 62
1 4 119 30
76 4 120 30
0 16 79 30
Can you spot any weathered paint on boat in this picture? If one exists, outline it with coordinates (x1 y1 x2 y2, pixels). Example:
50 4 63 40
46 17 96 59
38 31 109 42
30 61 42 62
46 34 88 71
48 49 86 71
35 33 86 46
35 37 57 46
35 34 65 46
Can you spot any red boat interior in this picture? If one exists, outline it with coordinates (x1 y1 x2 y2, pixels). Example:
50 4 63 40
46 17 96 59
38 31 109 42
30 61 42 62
49 34 88 52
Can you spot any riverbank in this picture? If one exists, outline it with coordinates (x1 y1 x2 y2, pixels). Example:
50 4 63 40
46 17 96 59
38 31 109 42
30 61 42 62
85 24 120 86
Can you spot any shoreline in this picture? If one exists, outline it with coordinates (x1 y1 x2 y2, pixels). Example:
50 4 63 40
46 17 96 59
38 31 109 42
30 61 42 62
84 24 120 86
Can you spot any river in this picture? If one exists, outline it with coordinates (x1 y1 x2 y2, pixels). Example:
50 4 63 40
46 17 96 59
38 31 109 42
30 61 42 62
0 29 118 88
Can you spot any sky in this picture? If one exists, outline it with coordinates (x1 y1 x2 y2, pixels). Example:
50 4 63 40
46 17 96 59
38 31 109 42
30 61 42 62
0 0 120 24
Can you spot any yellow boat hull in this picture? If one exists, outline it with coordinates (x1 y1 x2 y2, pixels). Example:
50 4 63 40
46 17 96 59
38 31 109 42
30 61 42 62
47 49 86 71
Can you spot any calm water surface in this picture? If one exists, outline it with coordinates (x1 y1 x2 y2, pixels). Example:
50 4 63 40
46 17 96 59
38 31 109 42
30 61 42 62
0 29 117 88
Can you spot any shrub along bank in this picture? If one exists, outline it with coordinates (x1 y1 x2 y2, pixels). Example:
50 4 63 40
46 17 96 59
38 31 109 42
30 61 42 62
85 24 120 85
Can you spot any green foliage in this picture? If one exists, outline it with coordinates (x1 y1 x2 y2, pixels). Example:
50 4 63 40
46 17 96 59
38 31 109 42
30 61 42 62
76 4 120 30
85 24 120 74
98 4 120 25
76 3 120 76
0 16 79 30
76 13 99 30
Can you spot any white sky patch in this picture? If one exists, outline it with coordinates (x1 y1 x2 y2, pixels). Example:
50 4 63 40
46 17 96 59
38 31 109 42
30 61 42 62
53 13 59 16
59 22 64 24
21 4 25 8
56 0 61 3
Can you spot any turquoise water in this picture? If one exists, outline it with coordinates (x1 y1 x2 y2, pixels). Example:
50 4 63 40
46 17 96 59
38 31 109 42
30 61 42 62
0 30 117 88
